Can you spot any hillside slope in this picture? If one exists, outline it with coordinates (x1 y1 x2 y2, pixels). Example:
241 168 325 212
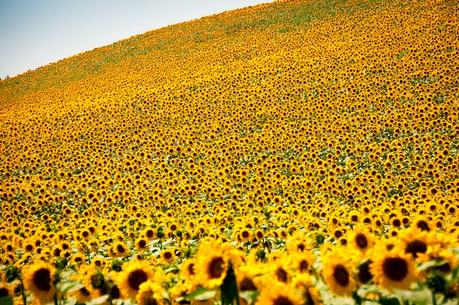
0 0 458 304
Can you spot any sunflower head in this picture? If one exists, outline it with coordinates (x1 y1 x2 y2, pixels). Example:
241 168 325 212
371 249 417 291
322 251 357 296
195 239 230 289
116 261 155 299
23 261 56 303
181 259 197 282
349 225 374 255
399 228 438 261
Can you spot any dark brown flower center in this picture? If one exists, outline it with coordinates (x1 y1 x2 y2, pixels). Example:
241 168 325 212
188 263 195 275
276 267 288 282
333 265 349 286
416 220 430 231
164 251 172 259
405 240 427 258
355 233 368 249
138 240 146 248
0 288 9 297
208 257 225 279
382 257 408 281
127 269 148 290
299 260 309 272
117 244 125 253
239 278 256 291
273 296 294 305
33 268 52 291
298 243 305 252
80 287 90 296
146 230 154 238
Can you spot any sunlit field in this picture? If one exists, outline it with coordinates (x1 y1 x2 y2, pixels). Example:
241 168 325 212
0 0 458 304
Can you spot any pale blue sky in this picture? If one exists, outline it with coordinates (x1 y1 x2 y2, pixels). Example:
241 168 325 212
0 0 272 79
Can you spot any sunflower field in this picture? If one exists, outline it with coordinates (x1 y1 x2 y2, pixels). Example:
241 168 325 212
0 0 458 304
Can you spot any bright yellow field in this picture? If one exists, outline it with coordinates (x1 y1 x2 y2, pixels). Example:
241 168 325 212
0 0 458 304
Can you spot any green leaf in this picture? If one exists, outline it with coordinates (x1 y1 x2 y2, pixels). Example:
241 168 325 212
184 287 217 301
379 297 401 305
60 281 83 294
164 266 179 274
0 296 13 305
418 259 448 272
5 265 19 283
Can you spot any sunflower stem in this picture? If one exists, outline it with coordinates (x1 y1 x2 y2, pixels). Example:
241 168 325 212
19 276 27 305
53 293 58 305
431 291 437 305
106 281 113 305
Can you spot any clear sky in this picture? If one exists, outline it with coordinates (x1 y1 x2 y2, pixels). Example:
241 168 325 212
0 0 272 79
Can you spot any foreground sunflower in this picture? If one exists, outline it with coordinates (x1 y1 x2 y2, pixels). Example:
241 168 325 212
195 240 230 289
348 226 374 255
399 228 436 260
322 251 357 296
116 261 155 299
23 261 56 304
371 249 417 291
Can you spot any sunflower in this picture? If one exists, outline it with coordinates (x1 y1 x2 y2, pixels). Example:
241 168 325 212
269 254 293 284
160 249 175 264
71 253 85 265
135 237 148 251
181 259 197 282
322 251 356 296
348 225 374 255
23 261 56 303
136 281 165 305
116 261 155 299
195 240 230 289
286 233 312 254
114 241 129 257
291 251 315 274
412 216 432 232
399 228 436 260
370 249 417 290
256 282 302 305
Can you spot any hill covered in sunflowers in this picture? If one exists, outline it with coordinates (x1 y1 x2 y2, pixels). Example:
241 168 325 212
0 0 458 304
